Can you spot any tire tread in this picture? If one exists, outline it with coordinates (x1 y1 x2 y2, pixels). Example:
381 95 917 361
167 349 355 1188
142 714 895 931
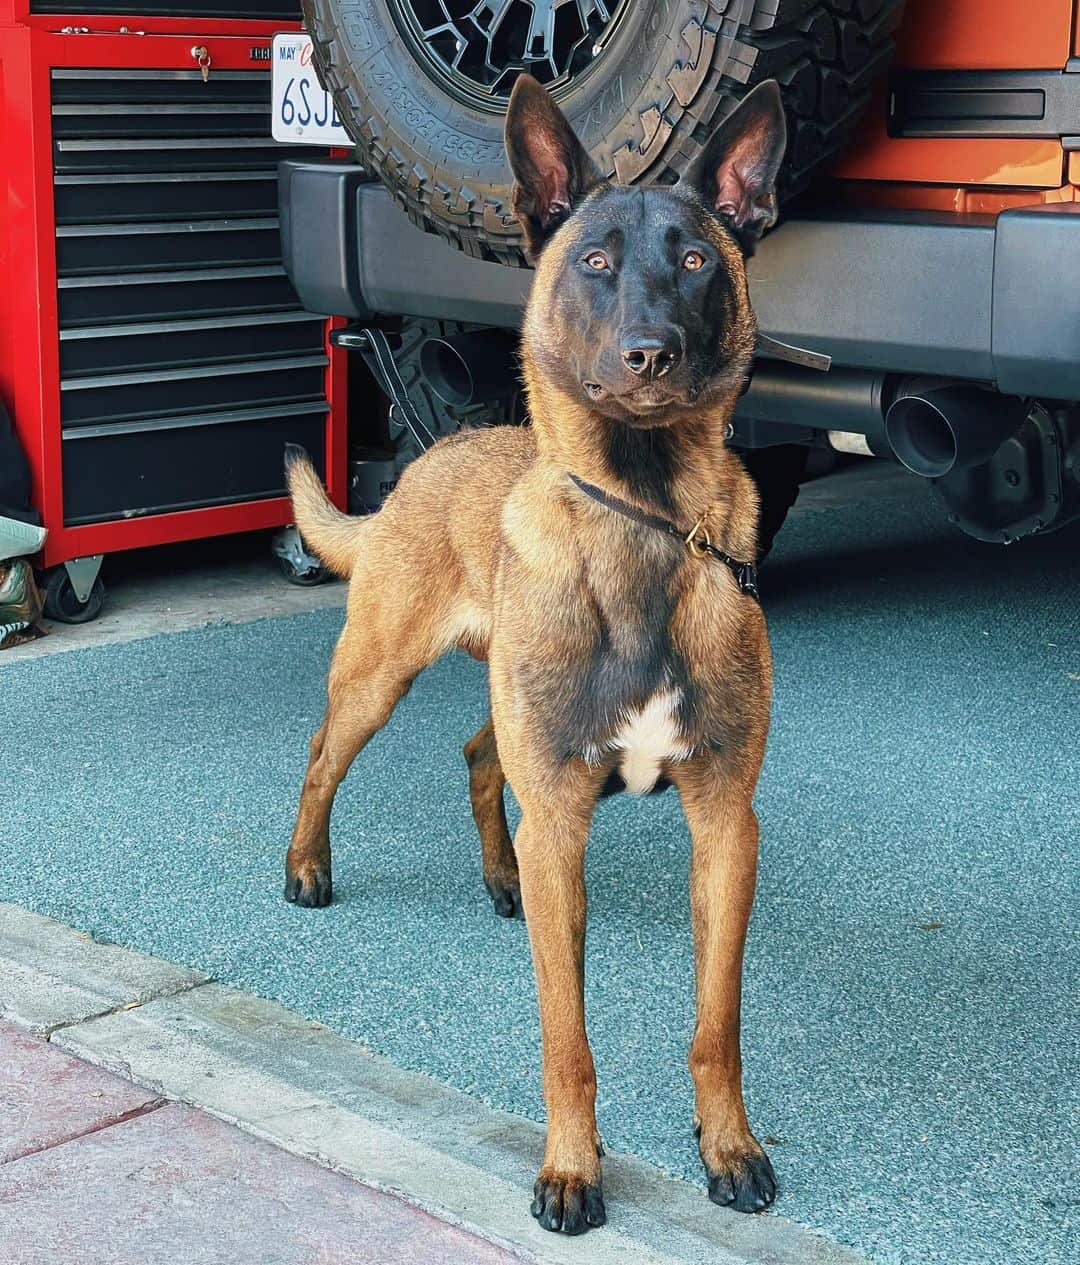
303 0 905 267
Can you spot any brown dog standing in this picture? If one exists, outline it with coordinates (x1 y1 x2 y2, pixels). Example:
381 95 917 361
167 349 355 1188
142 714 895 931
283 73 786 1234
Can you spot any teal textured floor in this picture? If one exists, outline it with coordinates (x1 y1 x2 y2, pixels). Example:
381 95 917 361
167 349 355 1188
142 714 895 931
4 485 1078 1265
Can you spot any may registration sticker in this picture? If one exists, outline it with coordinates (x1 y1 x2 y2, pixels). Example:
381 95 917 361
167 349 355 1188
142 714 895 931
271 33 349 147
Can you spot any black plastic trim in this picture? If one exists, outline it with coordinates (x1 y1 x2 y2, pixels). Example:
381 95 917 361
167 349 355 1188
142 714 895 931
992 203 1080 398
888 66 1080 139
279 162 1080 399
279 159 373 322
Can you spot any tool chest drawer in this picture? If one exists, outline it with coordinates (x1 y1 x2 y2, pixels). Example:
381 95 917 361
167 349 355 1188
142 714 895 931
62 404 328 525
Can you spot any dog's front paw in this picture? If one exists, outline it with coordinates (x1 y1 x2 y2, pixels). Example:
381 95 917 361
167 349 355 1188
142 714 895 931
283 863 333 908
700 1135 776 1213
485 875 523 920
530 1170 606 1235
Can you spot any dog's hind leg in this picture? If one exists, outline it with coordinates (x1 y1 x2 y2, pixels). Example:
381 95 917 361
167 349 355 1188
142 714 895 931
283 658 408 907
464 718 521 919
283 593 441 908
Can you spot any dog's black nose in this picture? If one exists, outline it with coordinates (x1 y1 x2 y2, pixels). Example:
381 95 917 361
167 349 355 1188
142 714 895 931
620 331 682 379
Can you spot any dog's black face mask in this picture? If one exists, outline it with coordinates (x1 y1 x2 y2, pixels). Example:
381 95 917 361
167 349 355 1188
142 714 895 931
506 76 786 427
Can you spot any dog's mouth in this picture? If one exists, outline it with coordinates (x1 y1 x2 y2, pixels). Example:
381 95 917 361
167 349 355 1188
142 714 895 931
583 381 686 414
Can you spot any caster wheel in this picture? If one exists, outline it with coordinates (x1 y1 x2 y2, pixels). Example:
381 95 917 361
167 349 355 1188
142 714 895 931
42 569 105 623
277 555 328 587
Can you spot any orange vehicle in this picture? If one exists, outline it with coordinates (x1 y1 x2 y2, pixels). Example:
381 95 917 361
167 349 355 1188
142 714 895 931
277 0 1080 547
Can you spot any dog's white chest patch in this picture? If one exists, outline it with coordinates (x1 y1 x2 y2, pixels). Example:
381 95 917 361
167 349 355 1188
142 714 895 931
610 688 693 794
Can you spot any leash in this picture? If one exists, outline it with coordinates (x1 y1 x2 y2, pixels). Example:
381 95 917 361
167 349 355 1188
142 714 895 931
566 473 760 602
332 327 438 453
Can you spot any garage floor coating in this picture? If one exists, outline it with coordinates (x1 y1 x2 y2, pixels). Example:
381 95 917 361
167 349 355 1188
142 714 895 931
3 477 1078 1265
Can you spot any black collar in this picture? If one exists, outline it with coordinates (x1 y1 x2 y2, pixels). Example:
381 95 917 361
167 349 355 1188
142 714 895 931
566 472 760 602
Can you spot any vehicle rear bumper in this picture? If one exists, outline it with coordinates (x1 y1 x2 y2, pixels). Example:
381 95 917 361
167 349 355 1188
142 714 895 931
280 158 1080 399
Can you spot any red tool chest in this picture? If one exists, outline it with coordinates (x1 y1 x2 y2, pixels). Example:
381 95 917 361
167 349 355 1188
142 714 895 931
0 0 346 594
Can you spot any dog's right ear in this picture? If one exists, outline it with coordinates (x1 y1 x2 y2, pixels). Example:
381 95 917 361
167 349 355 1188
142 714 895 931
505 74 602 259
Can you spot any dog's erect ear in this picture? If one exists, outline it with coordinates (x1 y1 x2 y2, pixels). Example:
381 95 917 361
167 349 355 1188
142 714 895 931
682 80 787 255
505 74 602 258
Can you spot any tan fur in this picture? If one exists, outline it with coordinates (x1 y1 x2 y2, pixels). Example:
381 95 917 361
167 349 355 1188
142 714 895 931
283 214 775 1227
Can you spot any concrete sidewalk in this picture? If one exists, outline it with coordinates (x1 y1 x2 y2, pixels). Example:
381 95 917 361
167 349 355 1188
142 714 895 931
0 1020 514 1265
0 902 862 1265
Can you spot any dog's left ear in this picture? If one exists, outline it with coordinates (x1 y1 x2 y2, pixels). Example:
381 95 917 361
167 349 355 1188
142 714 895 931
505 74 603 258
682 80 787 255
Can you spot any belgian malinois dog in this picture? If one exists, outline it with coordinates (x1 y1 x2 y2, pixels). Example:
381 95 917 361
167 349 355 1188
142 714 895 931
283 73 786 1234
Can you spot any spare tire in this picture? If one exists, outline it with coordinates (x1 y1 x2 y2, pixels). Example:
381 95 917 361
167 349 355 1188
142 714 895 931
306 0 905 266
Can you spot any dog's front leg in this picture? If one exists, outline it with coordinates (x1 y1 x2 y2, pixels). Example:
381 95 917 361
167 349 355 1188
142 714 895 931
513 784 606 1235
675 764 776 1213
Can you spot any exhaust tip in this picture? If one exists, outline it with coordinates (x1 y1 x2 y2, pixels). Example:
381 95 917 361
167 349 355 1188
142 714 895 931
885 393 960 478
885 385 1030 480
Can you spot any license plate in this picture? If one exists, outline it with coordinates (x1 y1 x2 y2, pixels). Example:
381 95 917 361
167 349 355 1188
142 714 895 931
271 33 350 147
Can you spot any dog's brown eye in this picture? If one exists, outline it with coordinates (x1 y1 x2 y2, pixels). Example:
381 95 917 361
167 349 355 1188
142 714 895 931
683 250 705 271
585 251 609 271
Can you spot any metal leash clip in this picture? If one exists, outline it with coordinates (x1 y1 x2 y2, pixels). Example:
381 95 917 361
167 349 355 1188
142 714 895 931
685 513 711 558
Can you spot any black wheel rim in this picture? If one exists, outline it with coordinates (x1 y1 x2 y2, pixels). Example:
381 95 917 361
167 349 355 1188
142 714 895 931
391 0 632 110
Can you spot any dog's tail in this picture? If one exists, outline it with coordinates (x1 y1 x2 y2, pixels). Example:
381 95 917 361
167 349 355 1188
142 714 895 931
284 444 365 577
